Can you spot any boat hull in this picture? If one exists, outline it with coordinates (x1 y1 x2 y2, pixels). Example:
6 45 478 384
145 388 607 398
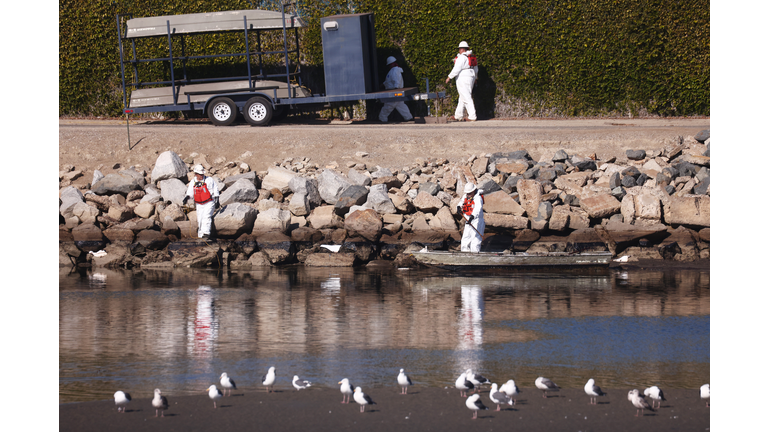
411 251 612 269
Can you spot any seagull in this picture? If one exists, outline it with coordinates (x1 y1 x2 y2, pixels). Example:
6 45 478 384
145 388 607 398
320 245 341 253
339 378 354 403
584 378 607 404
465 393 489 419
114 390 131 413
152 389 169 417
353 387 376 413
628 389 654 417
499 379 521 402
206 385 223 408
397 368 413 394
219 372 237 396
613 255 630 262
535 377 560 398
643 386 666 409
700 384 710 407
489 383 514 411
466 369 490 392
292 375 312 390
262 366 276 393
455 372 475 397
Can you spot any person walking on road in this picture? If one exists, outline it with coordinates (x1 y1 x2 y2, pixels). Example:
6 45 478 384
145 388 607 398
446 41 478 122
183 164 219 240
457 182 485 252
379 56 414 123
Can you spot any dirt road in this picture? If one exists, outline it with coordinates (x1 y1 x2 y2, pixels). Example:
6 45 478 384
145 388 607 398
59 118 710 179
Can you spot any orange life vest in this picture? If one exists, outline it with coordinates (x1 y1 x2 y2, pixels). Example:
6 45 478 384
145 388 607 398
193 179 212 204
461 194 484 216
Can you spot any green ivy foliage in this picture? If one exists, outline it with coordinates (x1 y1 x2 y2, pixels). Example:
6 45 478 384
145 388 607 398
60 0 709 117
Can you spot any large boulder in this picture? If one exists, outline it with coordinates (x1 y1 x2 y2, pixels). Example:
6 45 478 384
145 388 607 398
664 196 710 227
484 213 529 230
262 166 299 194
136 229 170 250
91 171 145 195
579 194 621 219
224 171 260 189
90 242 132 268
151 151 188 183
158 178 188 205
389 194 414 213
365 184 397 214
412 191 444 213
429 207 458 231
252 208 292 234
257 232 294 264
214 203 258 238
288 193 311 216
517 179 543 217
219 178 259 206
304 252 357 267
344 209 383 242
289 176 322 206
307 205 344 229
72 223 106 252
317 169 352 205
483 191 525 215
72 202 100 224
334 185 369 215
59 186 85 219
347 169 372 186
167 240 221 267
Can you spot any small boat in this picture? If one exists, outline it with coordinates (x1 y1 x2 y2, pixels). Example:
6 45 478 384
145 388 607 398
411 250 613 270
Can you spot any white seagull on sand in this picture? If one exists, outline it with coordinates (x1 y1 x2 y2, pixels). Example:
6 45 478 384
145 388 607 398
292 375 312 390
262 366 276 392
584 378 607 404
455 372 475 397
339 378 354 403
397 368 413 394
206 385 223 408
700 384 710 407
643 386 666 409
489 383 514 411
466 369 490 391
219 372 237 396
628 389 654 417
499 379 521 402
535 377 560 398
466 393 489 419
152 388 169 417
114 390 131 413
353 387 376 412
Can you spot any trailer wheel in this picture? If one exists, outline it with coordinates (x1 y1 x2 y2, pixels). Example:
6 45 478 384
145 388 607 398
207 97 237 126
243 97 273 126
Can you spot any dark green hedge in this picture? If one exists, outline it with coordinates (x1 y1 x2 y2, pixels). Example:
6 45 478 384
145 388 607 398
59 0 709 117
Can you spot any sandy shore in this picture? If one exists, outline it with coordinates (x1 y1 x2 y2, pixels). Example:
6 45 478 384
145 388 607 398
60 386 709 431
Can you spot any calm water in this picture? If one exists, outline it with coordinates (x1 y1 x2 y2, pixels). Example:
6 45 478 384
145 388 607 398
59 266 709 403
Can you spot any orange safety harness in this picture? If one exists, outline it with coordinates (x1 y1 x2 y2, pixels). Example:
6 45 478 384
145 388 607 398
193 179 213 204
454 53 478 67
461 194 484 216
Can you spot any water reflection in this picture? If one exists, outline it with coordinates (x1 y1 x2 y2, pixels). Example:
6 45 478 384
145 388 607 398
59 266 709 403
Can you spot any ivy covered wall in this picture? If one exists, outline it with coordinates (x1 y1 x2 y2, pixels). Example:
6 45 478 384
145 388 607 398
59 0 709 117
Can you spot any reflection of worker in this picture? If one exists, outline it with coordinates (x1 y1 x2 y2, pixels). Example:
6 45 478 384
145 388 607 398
457 183 485 252
379 56 413 123
445 41 478 122
183 164 219 239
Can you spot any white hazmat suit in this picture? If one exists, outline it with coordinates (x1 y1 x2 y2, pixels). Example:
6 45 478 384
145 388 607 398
458 187 485 252
379 64 413 122
185 175 219 238
447 50 478 121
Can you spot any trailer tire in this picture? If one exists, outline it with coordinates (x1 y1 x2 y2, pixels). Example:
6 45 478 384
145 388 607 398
207 97 237 126
243 97 273 126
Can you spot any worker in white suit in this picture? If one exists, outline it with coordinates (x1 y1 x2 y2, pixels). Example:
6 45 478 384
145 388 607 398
457 182 485 252
379 56 413 123
445 41 478 122
183 164 220 239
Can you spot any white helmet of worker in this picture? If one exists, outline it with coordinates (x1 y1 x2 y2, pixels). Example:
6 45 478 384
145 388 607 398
464 182 477 194
386 56 397 65
458 41 470 49
193 164 205 175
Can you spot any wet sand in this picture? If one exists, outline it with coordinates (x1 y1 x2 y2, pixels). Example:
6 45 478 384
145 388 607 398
60 386 709 431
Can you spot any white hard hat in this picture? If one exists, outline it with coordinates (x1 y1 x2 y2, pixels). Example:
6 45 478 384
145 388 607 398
193 164 205 175
464 182 477 194
458 41 470 49
386 56 396 65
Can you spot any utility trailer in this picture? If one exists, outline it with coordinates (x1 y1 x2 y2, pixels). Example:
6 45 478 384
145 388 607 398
116 5 444 126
